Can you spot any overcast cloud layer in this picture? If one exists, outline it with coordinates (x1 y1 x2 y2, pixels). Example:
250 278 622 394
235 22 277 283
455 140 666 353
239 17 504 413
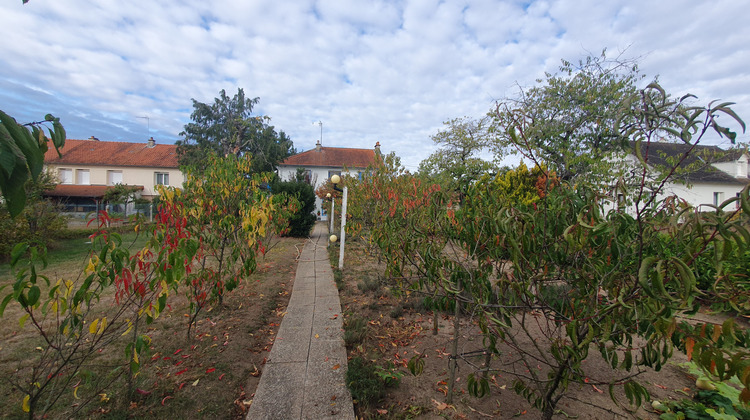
2 0 748 170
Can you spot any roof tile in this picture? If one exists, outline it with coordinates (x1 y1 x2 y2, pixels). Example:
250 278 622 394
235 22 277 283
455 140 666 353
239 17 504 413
279 146 376 168
44 139 179 168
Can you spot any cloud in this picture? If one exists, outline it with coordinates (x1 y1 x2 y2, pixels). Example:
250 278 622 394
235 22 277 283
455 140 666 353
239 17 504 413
1 0 748 170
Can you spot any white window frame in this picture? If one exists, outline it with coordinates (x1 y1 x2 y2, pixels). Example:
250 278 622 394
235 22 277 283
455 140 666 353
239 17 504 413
59 168 73 184
107 170 123 185
76 169 90 185
155 172 169 186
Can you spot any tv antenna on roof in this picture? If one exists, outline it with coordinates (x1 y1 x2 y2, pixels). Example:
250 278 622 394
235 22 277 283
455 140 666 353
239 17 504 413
137 115 150 139
313 120 322 145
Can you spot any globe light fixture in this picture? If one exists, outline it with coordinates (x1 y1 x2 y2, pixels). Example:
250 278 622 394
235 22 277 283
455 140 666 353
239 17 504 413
329 234 337 243
331 174 341 185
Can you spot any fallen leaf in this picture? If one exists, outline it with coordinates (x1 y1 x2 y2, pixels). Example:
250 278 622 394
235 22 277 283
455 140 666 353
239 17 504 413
192 378 200 386
315 334 319 338
206 368 216 373
376 409 388 415
161 396 173 406
332 364 340 370
432 398 454 411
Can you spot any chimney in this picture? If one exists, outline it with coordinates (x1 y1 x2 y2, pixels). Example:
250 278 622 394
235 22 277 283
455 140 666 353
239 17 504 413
374 141 381 154
147 137 156 148
316 140 322 151
88 136 99 141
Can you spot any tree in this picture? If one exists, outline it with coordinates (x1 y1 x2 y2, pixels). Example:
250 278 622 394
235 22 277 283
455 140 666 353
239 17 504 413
0 110 65 217
418 116 495 195
270 178 316 237
176 88 296 173
491 51 642 182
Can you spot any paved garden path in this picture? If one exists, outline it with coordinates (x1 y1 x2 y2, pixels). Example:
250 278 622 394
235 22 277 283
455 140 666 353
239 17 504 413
246 223 355 420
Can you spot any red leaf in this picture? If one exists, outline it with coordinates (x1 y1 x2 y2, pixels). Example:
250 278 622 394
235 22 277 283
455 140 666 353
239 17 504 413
136 388 151 395
218 374 225 381
161 396 173 405
175 368 188 375
206 368 216 373
173 349 182 355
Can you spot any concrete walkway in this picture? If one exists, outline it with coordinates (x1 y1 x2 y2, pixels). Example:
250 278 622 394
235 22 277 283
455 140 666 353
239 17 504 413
247 224 355 420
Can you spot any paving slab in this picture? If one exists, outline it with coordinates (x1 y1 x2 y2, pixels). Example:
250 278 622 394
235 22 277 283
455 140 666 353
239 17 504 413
247 224 355 420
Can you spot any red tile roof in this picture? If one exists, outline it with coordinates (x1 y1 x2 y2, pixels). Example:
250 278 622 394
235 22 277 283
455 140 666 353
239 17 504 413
44 184 144 198
44 139 179 168
279 146 377 168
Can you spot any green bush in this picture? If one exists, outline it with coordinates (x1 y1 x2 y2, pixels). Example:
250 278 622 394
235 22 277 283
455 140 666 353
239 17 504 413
270 180 316 237
346 357 386 408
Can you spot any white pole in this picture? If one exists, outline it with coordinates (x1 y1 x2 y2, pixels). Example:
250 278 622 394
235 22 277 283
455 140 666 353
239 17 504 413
330 198 335 233
338 186 348 269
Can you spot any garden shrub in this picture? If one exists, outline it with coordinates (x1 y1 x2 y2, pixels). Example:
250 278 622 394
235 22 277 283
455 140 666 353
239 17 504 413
270 179 316 237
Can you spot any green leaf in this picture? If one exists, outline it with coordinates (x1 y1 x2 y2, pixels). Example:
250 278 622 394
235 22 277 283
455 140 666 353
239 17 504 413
11 243 29 267
0 293 14 317
27 286 40 307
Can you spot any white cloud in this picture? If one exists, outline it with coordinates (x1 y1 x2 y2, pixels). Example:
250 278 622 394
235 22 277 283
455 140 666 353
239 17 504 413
1 0 748 169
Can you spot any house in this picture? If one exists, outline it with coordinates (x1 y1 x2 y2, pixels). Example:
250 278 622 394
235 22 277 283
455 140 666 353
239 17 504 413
276 141 381 219
43 136 184 215
617 141 749 211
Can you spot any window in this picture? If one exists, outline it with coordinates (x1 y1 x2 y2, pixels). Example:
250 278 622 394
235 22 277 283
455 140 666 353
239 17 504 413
713 192 723 206
59 168 72 184
327 170 341 180
155 172 169 186
76 169 90 185
107 170 123 185
303 170 312 185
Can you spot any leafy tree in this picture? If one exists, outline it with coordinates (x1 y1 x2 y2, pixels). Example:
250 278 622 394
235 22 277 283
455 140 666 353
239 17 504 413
418 116 495 195
102 183 142 217
353 82 749 419
491 51 642 182
0 110 65 217
270 178 316 237
0 171 67 261
176 88 295 173
487 161 557 206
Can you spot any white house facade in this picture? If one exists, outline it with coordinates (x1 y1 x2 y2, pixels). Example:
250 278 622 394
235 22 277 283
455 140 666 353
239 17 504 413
613 142 749 212
276 142 380 219
43 137 184 215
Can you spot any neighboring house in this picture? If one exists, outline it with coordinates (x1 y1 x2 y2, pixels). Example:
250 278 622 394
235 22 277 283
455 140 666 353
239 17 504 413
276 141 381 219
616 141 749 211
43 136 184 215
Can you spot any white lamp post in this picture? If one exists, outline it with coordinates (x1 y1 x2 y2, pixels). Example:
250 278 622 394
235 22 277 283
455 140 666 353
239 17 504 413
330 174 347 269
326 192 334 234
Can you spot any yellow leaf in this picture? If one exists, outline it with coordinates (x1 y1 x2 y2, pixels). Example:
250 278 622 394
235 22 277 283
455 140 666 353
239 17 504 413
192 378 200 386
74 386 80 399
89 319 99 335
122 320 133 337
315 334 319 339
22 395 30 412
98 317 107 334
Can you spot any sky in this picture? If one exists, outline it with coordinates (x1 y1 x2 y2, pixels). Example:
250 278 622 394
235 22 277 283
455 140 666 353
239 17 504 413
1 0 749 171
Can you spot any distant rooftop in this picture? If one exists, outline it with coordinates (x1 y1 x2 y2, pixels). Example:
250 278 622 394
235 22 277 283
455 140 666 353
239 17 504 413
44 137 179 168
279 142 380 168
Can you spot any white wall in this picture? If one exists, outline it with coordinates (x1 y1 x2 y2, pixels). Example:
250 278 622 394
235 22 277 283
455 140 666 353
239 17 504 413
46 163 185 198
277 165 364 219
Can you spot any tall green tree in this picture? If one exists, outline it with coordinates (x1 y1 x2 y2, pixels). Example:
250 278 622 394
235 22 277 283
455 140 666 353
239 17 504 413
418 116 496 195
176 88 296 173
491 51 642 182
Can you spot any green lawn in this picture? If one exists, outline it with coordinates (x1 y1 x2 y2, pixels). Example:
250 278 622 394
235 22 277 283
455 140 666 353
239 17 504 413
0 230 149 282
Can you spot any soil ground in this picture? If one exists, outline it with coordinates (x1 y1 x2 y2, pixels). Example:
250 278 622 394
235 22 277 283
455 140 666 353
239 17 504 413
1 228 746 419
0 233 301 419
